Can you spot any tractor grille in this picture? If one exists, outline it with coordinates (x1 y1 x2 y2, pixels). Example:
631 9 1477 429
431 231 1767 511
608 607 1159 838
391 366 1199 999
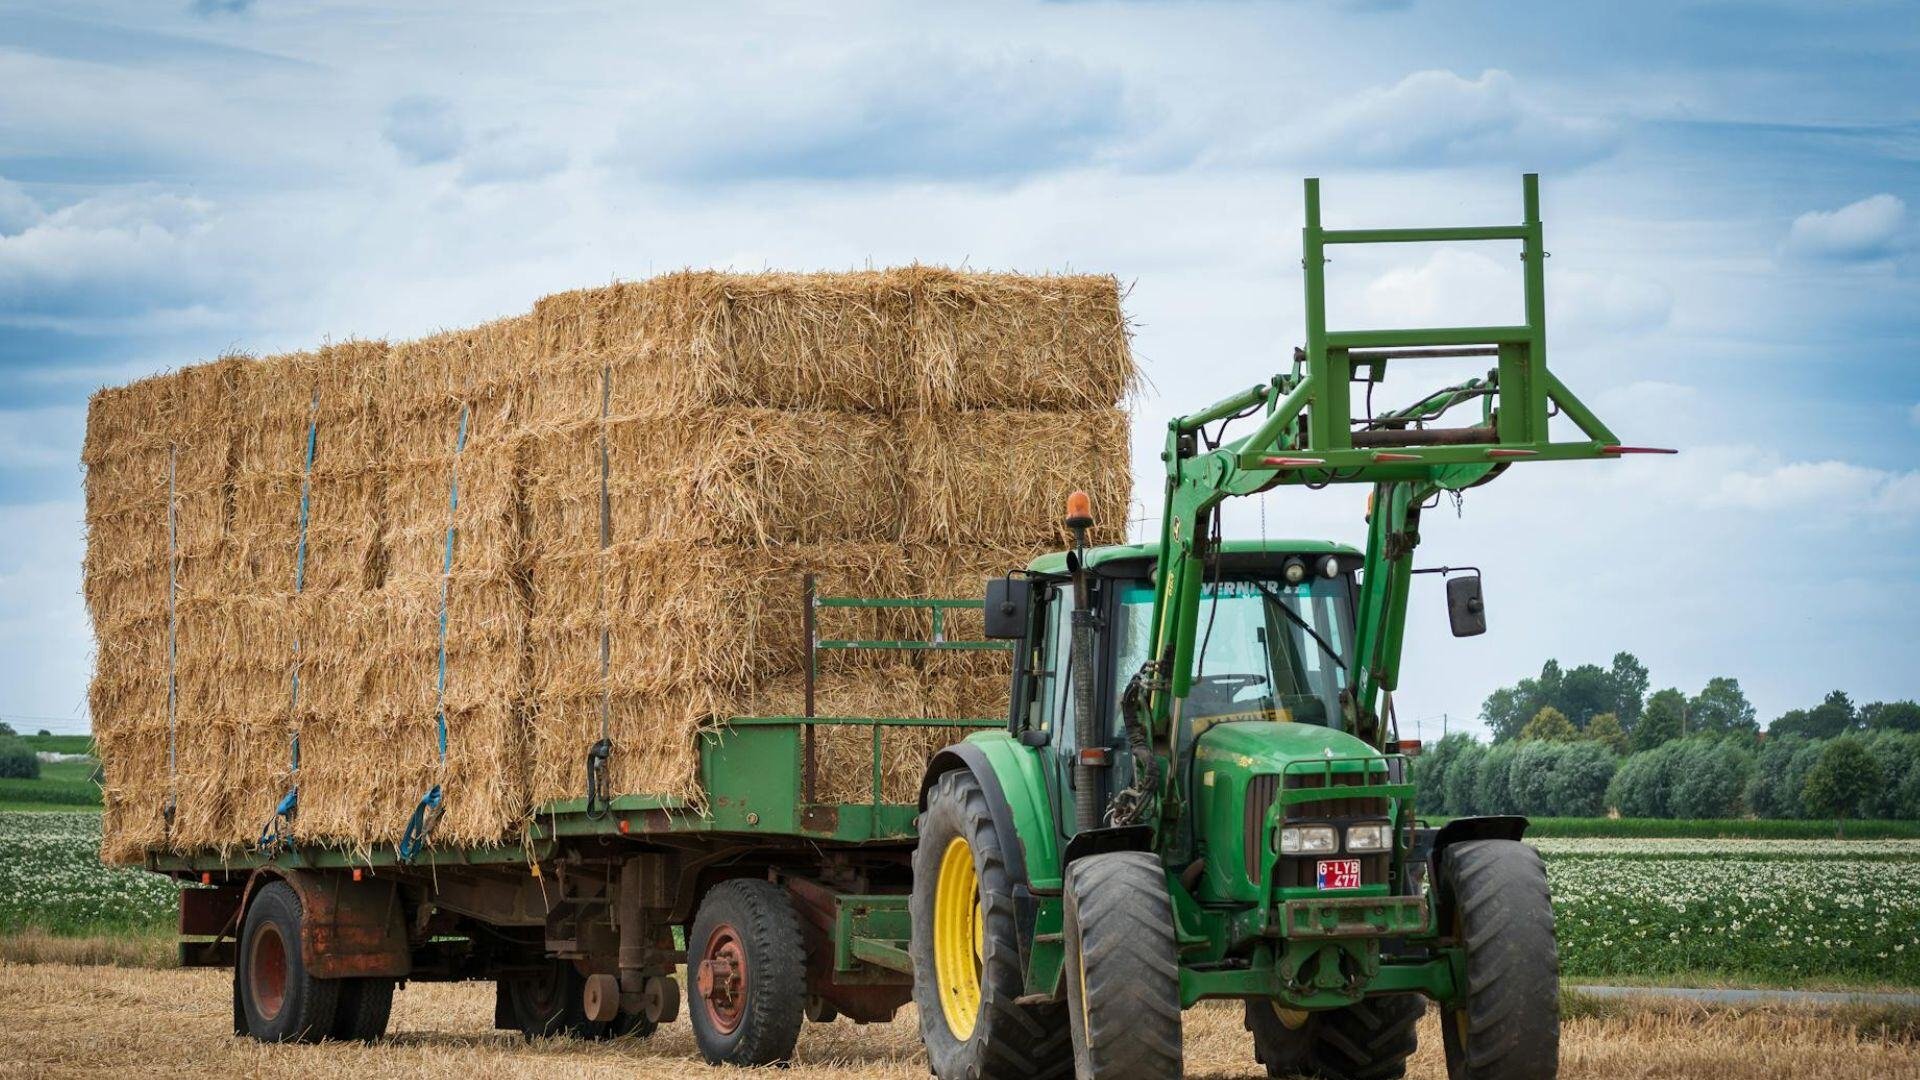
1245 770 1390 888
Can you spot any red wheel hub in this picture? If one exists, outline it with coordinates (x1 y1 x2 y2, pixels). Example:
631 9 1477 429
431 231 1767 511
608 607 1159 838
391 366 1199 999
248 921 289 1021
696 923 748 1034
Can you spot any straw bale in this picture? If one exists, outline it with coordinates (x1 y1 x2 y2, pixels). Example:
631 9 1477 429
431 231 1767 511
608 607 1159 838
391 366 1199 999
97 725 171 864
383 435 525 581
911 269 1135 412
527 688 722 807
289 572 527 848
525 409 903 555
902 407 1131 547
747 667 1001 804
231 342 389 481
374 317 536 426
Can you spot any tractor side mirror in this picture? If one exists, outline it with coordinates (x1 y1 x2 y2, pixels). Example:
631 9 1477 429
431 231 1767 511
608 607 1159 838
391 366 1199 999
983 577 1033 640
1446 575 1486 637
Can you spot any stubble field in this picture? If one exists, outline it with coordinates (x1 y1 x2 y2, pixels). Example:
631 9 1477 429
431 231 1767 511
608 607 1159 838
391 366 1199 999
1 963 1917 1080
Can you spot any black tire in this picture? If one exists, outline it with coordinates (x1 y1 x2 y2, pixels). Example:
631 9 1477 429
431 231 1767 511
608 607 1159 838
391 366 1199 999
499 961 659 1041
500 960 589 1039
688 879 807 1066
1063 851 1183 1080
1245 995 1425 1079
330 977 396 1042
236 881 341 1043
911 769 1072 1080
1438 840 1559 1080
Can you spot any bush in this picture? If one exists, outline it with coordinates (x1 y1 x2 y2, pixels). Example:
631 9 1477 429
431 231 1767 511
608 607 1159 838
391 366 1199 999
1544 741 1616 817
1668 736 1753 819
0 735 39 780
1802 736 1882 830
1413 733 1473 816
1508 741 1559 815
1861 731 1920 820
1607 741 1676 817
1476 744 1519 815
1746 735 1808 818
1445 741 1487 817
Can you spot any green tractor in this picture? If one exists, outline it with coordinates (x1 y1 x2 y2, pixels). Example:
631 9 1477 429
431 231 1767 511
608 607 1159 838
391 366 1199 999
907 175 1668 1080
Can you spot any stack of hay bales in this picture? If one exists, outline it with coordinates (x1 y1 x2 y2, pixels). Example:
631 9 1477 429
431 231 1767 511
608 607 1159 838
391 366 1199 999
521 269 1132 805
85 267 1133 860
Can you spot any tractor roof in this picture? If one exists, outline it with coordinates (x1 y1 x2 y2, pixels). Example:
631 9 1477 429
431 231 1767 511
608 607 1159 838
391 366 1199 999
1025 538 1361 577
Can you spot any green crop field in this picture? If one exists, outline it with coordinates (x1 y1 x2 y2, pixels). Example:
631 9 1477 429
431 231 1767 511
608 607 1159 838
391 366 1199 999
0 754 102 811
1538 838 1920 986
0 812 178 937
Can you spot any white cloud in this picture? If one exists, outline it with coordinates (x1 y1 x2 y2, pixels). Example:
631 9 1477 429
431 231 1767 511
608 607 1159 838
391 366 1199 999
383 95 465 166
1783 193 1906 261
0 178 41 235
1351 248 1669 337
0 407 82 470
606 44 1134 181
0 188 220 319
1223 69 1617 170
458 128 570 186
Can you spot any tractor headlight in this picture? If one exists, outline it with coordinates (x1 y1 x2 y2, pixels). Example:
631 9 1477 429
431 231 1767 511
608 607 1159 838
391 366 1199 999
1278 825 1337 854
1345 823 1392 853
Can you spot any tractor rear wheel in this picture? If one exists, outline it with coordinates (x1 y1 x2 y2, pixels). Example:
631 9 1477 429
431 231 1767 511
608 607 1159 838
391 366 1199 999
235 881 341 1043
911 769 1071 1080
688 879 807 1066
1063 851 1183 1080
1244 995 1424 1079
1438 839 1559 1080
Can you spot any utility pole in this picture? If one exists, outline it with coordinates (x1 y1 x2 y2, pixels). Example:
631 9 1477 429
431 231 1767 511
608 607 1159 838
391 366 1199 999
1442 713 1449 739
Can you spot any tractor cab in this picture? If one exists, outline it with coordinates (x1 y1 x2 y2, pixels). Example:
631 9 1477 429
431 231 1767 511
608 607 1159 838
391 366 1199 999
996 539 1364 847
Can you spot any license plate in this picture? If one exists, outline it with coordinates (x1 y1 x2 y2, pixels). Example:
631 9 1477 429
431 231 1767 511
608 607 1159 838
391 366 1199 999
1316 858 1361 890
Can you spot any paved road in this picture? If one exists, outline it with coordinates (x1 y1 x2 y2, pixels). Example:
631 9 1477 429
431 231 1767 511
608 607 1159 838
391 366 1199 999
1569 984 1920 1008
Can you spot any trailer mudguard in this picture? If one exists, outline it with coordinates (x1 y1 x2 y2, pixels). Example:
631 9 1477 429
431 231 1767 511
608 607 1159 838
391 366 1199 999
919 731 1063 893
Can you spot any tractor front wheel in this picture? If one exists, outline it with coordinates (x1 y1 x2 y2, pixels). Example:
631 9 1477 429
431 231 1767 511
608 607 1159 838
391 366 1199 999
910 769 1071 1080
1063 850 1183 1080
1438 839 1559 1080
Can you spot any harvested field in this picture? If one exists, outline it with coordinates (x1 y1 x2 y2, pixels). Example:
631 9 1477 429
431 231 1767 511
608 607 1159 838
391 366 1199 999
2 963 1915 1079
85 269 1134 858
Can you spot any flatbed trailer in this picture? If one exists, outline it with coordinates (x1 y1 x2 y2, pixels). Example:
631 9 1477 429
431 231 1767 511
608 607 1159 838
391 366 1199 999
152 587 995 1063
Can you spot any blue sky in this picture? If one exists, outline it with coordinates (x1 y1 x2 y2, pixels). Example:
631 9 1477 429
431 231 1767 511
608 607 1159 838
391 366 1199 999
1 0 1915 737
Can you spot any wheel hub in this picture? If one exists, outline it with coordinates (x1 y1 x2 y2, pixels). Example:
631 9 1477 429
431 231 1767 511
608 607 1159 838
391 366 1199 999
697 923 749 1034
247 920 289 1021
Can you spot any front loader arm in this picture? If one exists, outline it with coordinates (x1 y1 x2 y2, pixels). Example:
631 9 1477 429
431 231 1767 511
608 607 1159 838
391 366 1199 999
1113 173 1662 844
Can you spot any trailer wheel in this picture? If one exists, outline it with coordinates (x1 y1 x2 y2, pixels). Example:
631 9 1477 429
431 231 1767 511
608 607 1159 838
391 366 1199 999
1438 839 1559 1080
688 879 806 1066
500 960 588 1039
1063 851 1183 1080
1244 995 1425 1079
236 881 341 1043
329 978 396 1042
911 769 1072 1080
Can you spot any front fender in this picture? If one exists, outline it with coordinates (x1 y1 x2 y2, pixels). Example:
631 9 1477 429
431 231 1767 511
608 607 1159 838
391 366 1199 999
920 731 1062 892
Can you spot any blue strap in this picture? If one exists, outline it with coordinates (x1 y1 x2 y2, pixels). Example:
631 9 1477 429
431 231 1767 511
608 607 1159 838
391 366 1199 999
401 405 468 863
261 395 319 853
398 785 443 862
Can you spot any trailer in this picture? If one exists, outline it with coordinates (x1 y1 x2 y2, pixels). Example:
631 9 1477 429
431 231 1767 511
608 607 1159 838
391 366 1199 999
154 583 999 1065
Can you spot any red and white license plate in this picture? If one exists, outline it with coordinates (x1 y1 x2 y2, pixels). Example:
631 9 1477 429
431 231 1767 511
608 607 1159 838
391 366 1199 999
1316 858 1362 890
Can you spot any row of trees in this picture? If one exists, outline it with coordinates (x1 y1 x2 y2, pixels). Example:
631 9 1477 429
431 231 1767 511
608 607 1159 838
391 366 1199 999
1479 654 1920 749
1414 727 1920 824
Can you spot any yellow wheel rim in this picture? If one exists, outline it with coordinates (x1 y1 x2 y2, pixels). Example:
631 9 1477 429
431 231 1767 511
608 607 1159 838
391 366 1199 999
933 836 985 1040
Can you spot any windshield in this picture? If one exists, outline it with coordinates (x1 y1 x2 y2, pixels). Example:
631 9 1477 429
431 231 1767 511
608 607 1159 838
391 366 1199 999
1112 576 1353 730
